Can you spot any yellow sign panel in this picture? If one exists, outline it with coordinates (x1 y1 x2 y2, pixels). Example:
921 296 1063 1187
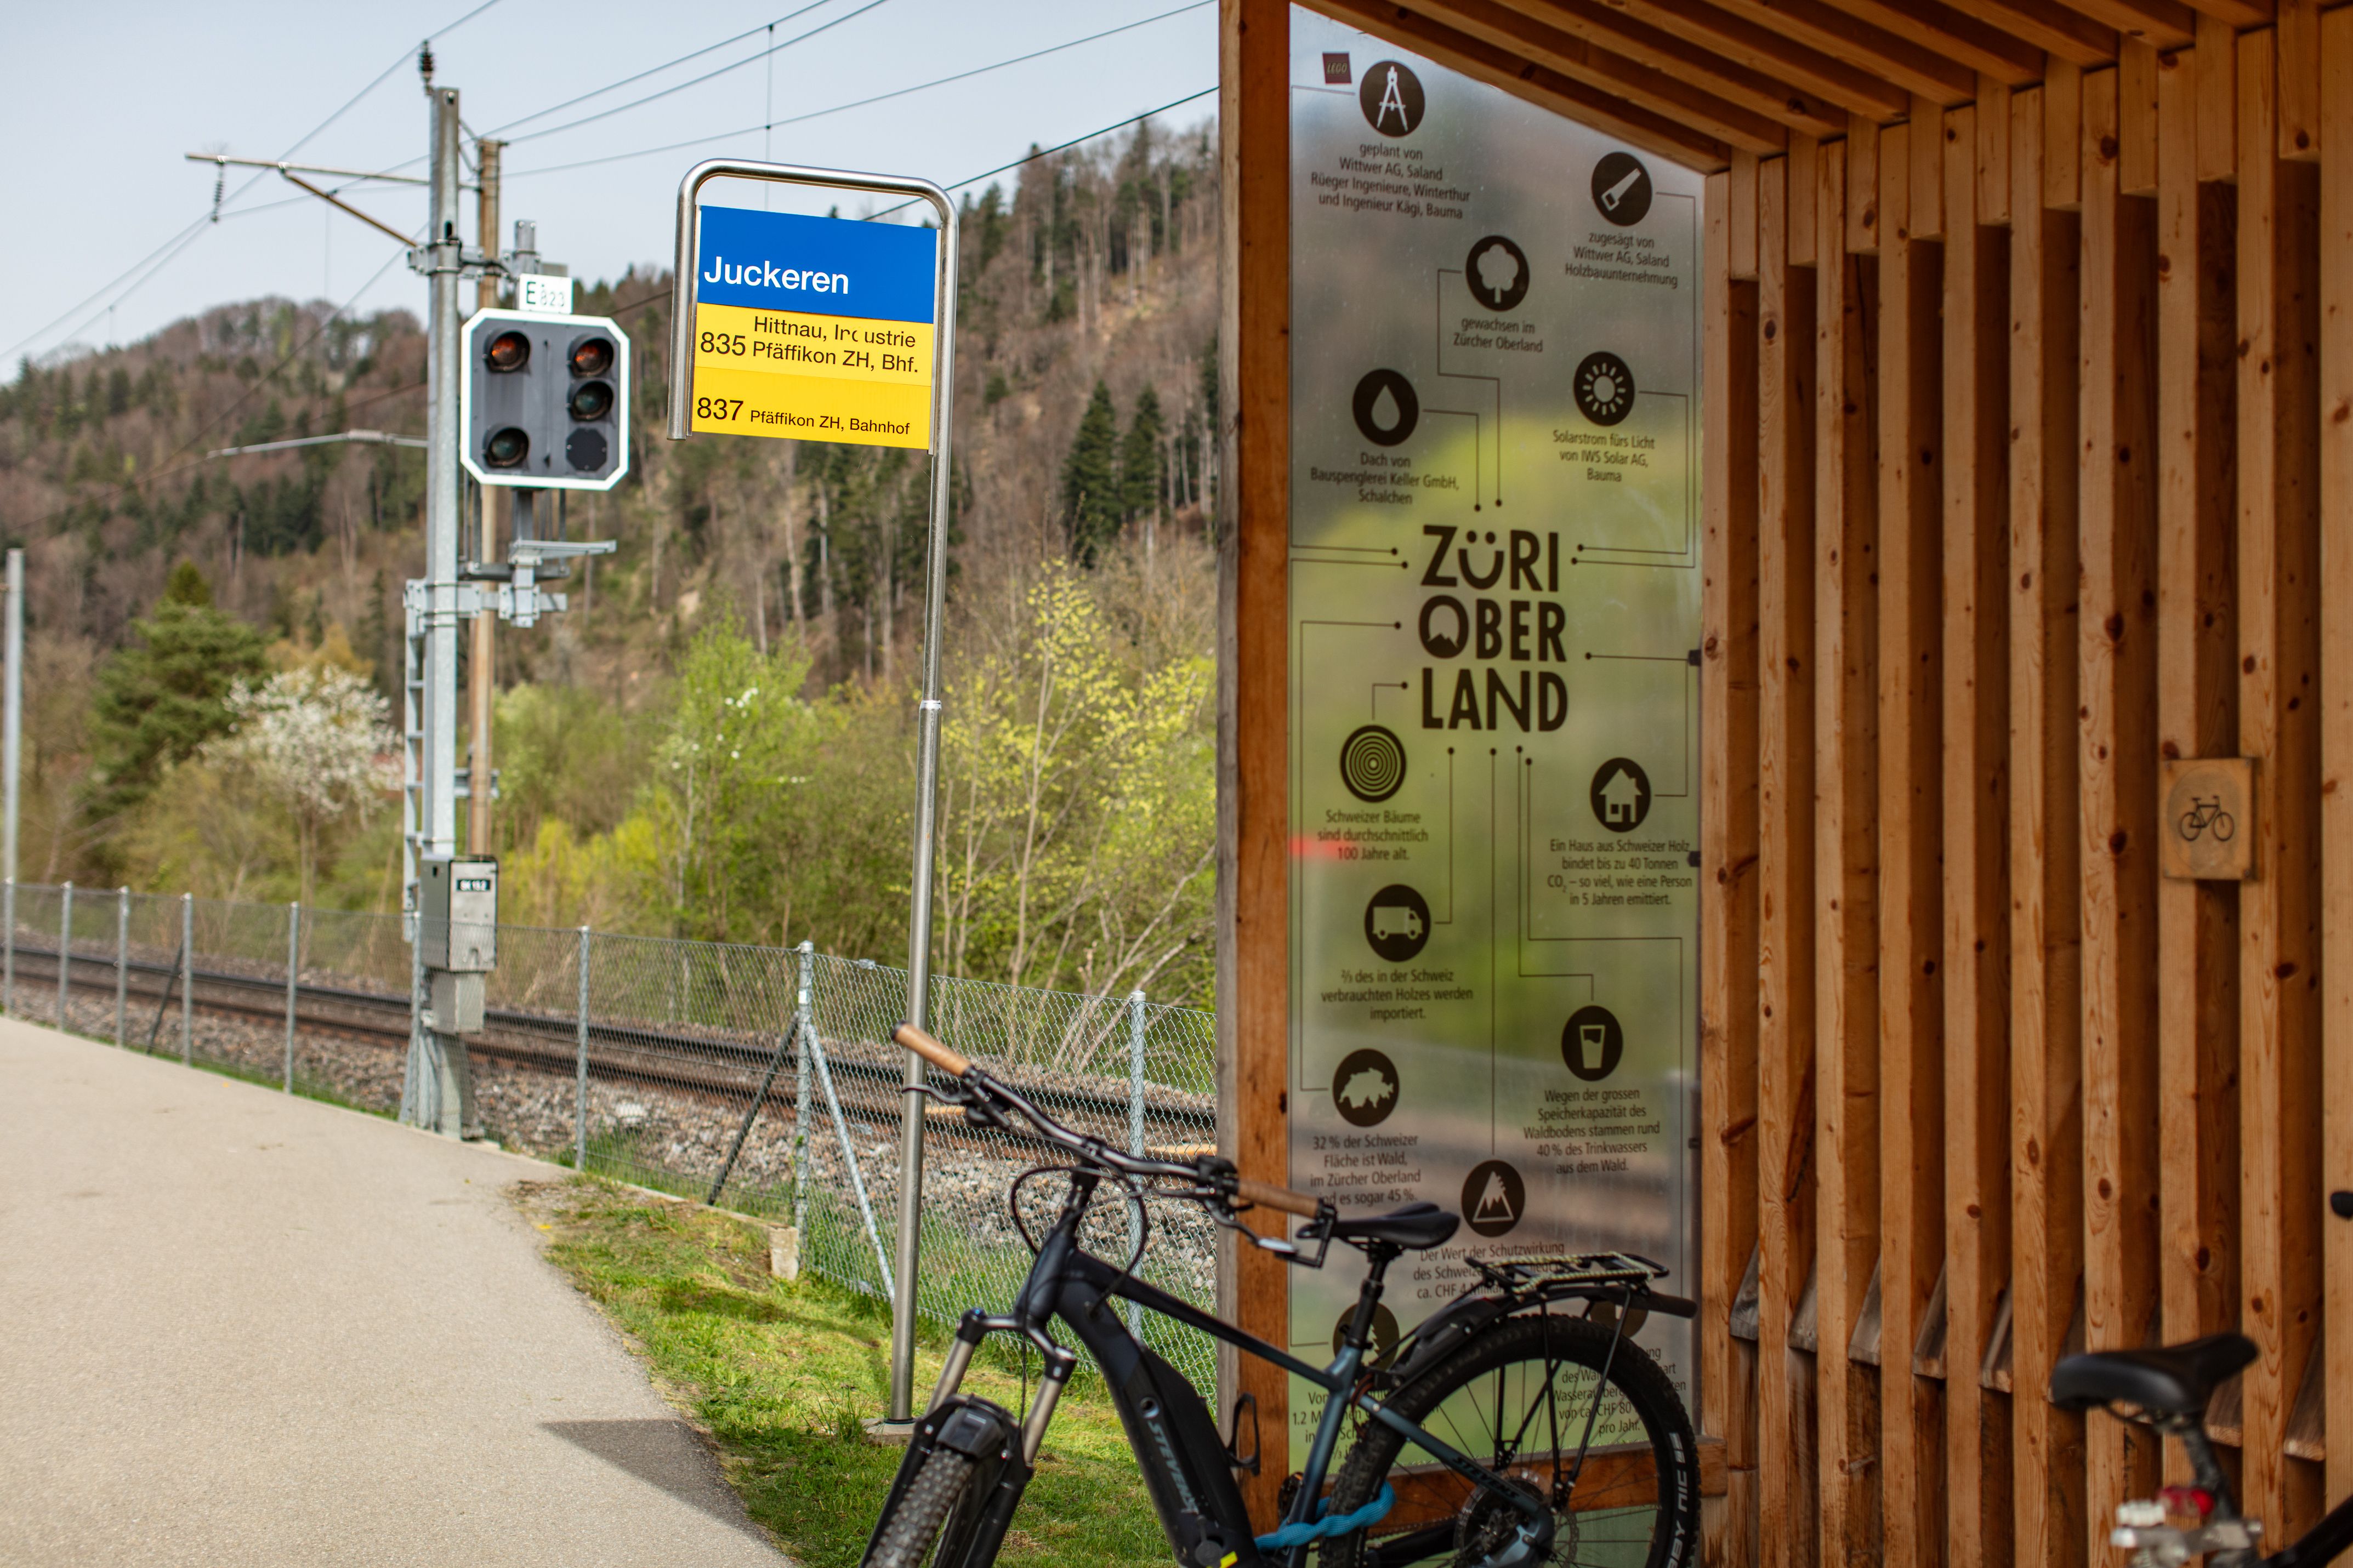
690 301 933 448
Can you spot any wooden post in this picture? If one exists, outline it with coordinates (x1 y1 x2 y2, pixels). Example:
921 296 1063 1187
1215 0 1291 1531
2081 61 2165 1555
1755 151 1820 1568
2006 83 2088 1568
1813 138 1881 1568
1874 116 1948 1568
1701 162 1764 1568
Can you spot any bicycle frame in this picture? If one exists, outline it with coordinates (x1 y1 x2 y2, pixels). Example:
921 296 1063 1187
875 1170 1610 1568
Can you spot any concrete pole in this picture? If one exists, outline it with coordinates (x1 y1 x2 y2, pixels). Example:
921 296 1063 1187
284 901 299 1092
114 887 127 1046
469 139 503 858
56 881 70 1029
179 893 192 1065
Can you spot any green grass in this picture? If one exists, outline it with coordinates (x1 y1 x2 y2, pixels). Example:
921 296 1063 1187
521 1177 1172 1568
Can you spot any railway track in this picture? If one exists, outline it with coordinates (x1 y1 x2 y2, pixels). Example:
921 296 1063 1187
10 942 1213 1159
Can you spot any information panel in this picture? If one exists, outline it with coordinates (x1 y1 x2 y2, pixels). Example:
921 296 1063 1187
689 205 938 448
1286 12 1703 1455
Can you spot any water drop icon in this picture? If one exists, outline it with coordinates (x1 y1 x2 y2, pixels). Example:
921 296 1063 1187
1370 383 1401 433
1350 369 1419 446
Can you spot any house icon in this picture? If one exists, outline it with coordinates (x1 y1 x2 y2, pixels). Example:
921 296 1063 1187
1599 765 1643 826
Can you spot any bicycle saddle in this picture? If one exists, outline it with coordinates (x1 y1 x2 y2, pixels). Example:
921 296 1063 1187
1323 1201 1460 1251
2049 1333 2256 1418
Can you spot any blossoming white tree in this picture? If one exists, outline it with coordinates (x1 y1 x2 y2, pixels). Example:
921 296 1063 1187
207 666 399 904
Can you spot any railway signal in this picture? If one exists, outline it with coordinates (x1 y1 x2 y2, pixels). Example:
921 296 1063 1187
459 307 630 490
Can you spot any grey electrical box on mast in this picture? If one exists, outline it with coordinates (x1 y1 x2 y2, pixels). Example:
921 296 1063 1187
419 855 498 971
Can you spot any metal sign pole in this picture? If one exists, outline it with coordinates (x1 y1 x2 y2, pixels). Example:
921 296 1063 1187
667 159 958 1429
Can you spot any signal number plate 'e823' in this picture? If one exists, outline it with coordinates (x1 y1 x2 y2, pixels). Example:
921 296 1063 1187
687 203 940 451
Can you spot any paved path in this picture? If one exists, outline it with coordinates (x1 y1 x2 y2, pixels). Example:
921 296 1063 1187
0 1019 785 1566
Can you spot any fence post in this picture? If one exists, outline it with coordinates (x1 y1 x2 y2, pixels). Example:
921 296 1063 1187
5 877 15 1016
283 901 299 1093
179 892 192 1065
56 881 72 1030
573 925 590 1173
1127 989 1147 1334
113 887 127 1046
794 940 814 1241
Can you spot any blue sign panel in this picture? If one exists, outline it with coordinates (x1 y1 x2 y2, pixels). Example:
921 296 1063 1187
695 205 937 323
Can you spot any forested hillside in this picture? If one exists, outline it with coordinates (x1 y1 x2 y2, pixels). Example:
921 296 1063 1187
0 118 1223 1006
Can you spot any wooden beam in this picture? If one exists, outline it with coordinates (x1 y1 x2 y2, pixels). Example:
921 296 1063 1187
1980 77 2014 226
1807 0 2047 85
2319 0 2353 1515
2122 41 2161 197
1913 97 1948 241
1963 0 2121 70
2236 28 2328 1540
2007 85 2089 1568
1610 0 1912 118
1702 163 1764 1568
1215 0 1290 1534
1734 152 1763 281
1791 139 1820 268
1849 115 1882 254
1814 138 1881 1568
2079 60 2165 1560
1308 0 1736 169
1488 0 1852 138
2198 14 2238 181
1709 0 1977 103
2153 32 2240 1452
2280 0 2320 159
2056 0 2198 52
1380 0 1796 151
1941 97 2015 1568
1874 117 1947 1568
2049 61 2087 211
2193 0 2274 22
1755 150 1821 1568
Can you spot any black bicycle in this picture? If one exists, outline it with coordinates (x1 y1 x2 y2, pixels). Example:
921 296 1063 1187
862 1023 1700 1568
2055 1188 2353 1567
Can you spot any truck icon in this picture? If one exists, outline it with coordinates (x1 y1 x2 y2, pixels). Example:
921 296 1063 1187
1369 903 1424 942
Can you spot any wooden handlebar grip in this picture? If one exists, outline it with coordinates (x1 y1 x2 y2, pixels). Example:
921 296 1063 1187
1235 1178 1322 1217
893 1023 971 1077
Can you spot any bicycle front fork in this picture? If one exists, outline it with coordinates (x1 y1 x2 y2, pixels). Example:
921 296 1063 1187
930 1309 1076 1464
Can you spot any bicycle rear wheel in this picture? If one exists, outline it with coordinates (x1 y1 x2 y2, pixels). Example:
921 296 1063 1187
1321 1313 1697 1568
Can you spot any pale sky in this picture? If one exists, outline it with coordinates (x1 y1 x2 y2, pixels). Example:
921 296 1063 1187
1 0 1220 366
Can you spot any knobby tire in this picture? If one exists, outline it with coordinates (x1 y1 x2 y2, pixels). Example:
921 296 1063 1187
864 1446 975 1568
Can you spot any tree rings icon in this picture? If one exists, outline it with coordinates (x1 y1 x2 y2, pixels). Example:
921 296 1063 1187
1333 1047 1401 1128
1362 885 1430 963
1562 1003 1625 1083
1574 352 1636 427
1590 756 1651 833
1352 369 1419 447
1340 724 1407 803
1462 1159 1525 1238
1591 151 1653 226
1359 60 1425 137
1331 1302 1402 1367
1466 235 1529 312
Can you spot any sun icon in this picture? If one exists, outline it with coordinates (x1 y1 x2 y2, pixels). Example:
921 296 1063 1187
1574 350 1636 427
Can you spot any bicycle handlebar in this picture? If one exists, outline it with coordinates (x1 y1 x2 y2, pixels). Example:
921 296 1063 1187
893 1022 971 1078
1235 1178 1322 1217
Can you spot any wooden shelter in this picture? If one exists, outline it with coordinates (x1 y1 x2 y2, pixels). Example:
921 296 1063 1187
1214 1 2353 1563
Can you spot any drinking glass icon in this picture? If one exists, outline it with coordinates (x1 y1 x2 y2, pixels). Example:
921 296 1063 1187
1576 1024 1608 1074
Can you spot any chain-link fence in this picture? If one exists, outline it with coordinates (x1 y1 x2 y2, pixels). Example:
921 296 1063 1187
2 880 1219 1388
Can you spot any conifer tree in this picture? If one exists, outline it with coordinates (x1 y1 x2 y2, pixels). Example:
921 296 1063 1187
86 563 271 835
1061 380 1120 565
1118 385 1165 529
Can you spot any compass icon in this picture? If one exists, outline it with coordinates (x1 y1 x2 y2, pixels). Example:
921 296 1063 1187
1573 351 1635 427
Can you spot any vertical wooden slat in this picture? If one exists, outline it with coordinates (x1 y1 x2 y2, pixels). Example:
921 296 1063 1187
1734 150 1762 282
1702 163 1764 1568
2199 15 2238 185
2237 28 2328 1539
1875 117 1948 1568
2048 64 2085 213
2080 61 2165 1559
1792 137 1821 270
1814 140 1880 1568
1850 116 1882 256
2320 1 2353 1514
1215 0 1290 1531
1940 98 2014 1568
2122 43 2161 199
2282 0 2320 161
2155 35 2242 1435
1756 152 1821 1568
2007 84 2088 1568
1914 96 1947 241
1979 77 2013 228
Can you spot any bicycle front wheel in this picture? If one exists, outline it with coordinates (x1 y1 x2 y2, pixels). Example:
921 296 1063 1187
1321 1314 1698 1568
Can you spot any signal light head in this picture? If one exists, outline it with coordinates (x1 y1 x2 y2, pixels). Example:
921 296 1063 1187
569 335 614 377
568 380 613 421
484 427 530 469
485 330 531 372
